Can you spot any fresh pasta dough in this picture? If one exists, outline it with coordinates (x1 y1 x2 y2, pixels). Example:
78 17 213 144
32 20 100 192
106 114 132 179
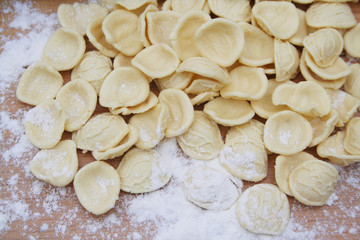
289 159 338 206
56 79 97 132
263 110 313 155
116 147 172 193
177 111 223 160
72 113 129 152
74 161 121 215
30 140 78 187
236 184 290 235
24 99 65 149
16 62 63 106
42 28 86 71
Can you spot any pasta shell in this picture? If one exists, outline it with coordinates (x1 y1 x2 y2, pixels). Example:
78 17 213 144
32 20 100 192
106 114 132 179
220 66 268 100
195 18 245 67
131 43 180 78
203 97 254 126
272 81 331 117
99 67 150 109
263 110 313 155
158 89 194 137
238 22 274 67
305 2 356 29
57 3 108 35
102 10 143 56
16 62 63 106
169 10 211 61
344 63 360 99
42 28 85 71
274 39 300 82
86 16 119 58
252 1 299 40
303 28 344 68
344 23 360 58
207 0 251 23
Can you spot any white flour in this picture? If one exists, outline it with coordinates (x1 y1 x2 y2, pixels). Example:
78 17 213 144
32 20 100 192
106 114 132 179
0 1 360 240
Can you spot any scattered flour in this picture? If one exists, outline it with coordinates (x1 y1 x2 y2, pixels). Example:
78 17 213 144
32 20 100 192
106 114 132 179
0 1 359 240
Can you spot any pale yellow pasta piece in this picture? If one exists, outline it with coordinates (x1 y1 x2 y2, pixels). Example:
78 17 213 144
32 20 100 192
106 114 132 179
182 166 239 210
159 89 194 137
176 57 230 85
326 89 360 127
169 10 211 61
317 131 360 166
56 80 97 132
274 39 300 82
110 91 158 115
16 62 63 106
236 184 289 235
203 97 254 127
305 2 356 29
74 161 121 215
71 51 112 94
138 4 158 48
171 0 206 13
190 91 220 106
113 52 133 69
92 125 139 161
195 18 244 67
272 81 331 117
24 100 65 149
344 64 360 99
155 72 193 91
42 28 85 71
184 78 223 95
252 1 299 40
102 10 143 56
344 23 360 58
129 103 169 149
115 0 157 11
116 147 171 193
30 140 78 187
207 0 251 22
250 79 290 119
304 51 351 81
238 22 274 67
132 43 180 79
162 0 171 10
99 67 149 109
146 10 180 45
177 111 223 160
220 120 267 182
344 117 360 155
264 110 313 155
293 0 314 4
289 9 309 47
289 159 338 206
72 113 129 152
306 109 339 147
303 28 343 68
57 3 108 36
275 152 317 196
220 66 268 100
86 16 119 58
300 50 346 90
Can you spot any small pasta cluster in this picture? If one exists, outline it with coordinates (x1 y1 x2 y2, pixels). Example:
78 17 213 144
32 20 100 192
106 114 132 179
15 0 360 236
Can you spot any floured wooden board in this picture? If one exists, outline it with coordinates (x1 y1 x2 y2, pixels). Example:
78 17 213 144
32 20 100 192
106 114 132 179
0 0 360 239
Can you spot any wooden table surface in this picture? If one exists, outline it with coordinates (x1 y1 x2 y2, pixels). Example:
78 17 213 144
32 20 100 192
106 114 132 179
1 0 360 239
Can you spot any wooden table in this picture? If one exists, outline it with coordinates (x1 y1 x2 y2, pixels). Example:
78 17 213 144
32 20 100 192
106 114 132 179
1 1 359 239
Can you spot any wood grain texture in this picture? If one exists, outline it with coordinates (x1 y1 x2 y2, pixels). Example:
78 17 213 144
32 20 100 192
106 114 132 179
0 1 359 239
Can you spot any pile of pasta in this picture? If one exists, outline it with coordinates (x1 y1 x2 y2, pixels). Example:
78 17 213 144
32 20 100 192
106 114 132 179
16 0 360 236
